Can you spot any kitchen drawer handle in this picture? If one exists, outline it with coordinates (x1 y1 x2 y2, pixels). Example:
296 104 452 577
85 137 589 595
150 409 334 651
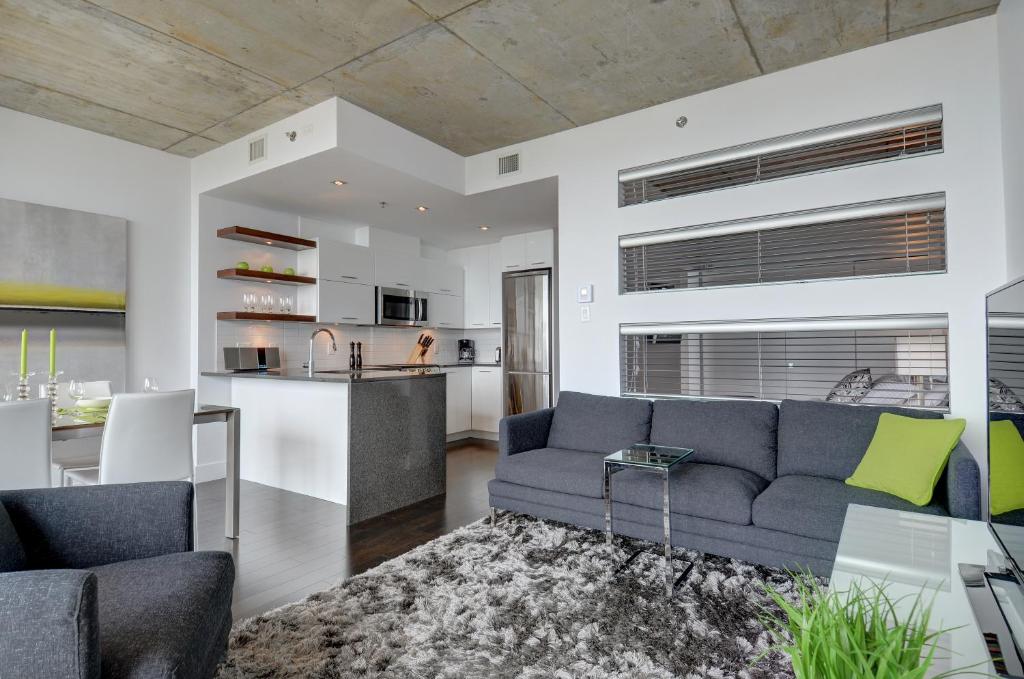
341 317 358 320
505 264 517 269
339 275 358 280
394 283 409 287
440 288 452 293
530 261 545 265
472 323 485 326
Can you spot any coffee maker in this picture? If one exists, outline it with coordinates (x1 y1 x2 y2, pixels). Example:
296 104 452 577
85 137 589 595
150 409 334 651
458 339 475 364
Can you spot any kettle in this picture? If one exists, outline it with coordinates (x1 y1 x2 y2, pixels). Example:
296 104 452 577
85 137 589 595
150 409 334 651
495 347 501 364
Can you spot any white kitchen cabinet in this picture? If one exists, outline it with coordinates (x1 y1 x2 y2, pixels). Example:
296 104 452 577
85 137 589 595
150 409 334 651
471 366 502 432
317 239 373 285
373 251 420 290
461 245 490 328
427 292 464 329
500 234 527 272
499 230 554 272
316 280 374 325
488 243 503 327
443 368 472 435
421 259 465 296
525 230 554 269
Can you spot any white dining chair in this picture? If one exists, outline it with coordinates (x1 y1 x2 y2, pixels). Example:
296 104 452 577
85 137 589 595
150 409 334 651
64 389 195 486
0 399 52 490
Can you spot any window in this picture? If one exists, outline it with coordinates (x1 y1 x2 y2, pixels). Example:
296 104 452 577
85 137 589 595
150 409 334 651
619 194 946 293
988 313 1024 412
620 315 949 411
618 105 942 206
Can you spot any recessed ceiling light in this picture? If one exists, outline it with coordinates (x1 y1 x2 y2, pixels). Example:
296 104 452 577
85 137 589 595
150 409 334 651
416 205 429 213
331 179 346 186
479 225 489 231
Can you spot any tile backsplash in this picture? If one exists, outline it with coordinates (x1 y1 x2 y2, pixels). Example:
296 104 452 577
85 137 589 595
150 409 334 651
215 322 501 370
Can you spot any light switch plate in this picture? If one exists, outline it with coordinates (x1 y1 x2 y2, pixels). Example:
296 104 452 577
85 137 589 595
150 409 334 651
580 304 591 322
577 284 593 303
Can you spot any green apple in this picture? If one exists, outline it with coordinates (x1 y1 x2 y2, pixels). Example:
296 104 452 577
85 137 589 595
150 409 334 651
283 267 296 276
260 265 274 273
236 261 250 270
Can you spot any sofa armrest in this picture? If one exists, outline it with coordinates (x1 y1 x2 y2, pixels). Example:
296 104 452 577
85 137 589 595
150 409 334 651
945 442 981 520
0 570 100 679
499 408 555 457
0 482 193 569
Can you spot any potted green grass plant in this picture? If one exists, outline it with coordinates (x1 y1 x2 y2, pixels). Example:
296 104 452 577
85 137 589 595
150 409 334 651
758 574 984 679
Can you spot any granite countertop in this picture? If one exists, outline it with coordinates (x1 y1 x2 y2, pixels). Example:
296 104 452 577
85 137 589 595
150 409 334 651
200 369 446 384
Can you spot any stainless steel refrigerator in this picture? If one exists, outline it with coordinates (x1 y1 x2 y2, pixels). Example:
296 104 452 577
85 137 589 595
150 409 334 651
502 268 552 415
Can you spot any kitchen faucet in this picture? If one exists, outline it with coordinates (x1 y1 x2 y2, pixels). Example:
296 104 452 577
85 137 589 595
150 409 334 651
307 328 338 376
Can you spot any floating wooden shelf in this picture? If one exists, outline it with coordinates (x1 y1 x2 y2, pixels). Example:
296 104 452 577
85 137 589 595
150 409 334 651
217 226 316 251
217 312 316 323
217 268 315 286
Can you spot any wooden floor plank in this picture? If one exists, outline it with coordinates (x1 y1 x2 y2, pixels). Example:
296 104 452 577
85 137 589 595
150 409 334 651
195 440 496 620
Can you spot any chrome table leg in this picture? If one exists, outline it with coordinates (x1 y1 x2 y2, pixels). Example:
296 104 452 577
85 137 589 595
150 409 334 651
604 462 613 545
490 506 497 526
663 468 673 597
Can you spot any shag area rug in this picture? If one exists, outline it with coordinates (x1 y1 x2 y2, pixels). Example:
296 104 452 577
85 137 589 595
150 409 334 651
217 514 800 678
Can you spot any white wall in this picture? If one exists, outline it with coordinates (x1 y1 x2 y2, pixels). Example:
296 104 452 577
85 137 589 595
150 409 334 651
999 1 1024 279
464 18 1007 475
0 107 190 392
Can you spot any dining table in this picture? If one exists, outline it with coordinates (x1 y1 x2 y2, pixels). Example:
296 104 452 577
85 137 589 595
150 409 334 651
50 404 241 539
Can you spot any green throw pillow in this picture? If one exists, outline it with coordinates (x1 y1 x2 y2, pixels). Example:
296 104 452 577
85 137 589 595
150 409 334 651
989 420 1024 516
846 413 966 506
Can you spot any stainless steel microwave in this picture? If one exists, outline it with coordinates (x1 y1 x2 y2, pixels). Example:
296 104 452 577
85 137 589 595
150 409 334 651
376 286 427 327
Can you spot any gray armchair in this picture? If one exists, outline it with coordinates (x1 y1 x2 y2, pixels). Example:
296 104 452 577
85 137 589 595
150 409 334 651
0 482 234 679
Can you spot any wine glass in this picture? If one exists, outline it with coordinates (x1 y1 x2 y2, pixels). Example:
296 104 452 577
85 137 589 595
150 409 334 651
1 384 12 402
69 379 86 402
143 377 160 393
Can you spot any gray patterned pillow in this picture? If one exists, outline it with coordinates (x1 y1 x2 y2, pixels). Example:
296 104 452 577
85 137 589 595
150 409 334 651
825 368 873 403
990 377 1024 413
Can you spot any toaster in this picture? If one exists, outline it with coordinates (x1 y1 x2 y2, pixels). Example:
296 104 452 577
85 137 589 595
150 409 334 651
223 346 280 371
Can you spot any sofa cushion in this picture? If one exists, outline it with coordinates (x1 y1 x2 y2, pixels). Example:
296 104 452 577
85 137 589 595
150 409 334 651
91 551 235 679
0 502 25 572
495 448 607 498
752 475 947 542
776 399 943 481
547 391 652 454
612 463 769 525
649 399 778 480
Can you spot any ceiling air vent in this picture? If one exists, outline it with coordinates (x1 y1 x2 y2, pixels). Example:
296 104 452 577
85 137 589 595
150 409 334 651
618 104 943 207
497 152 520 176
248 134 267 164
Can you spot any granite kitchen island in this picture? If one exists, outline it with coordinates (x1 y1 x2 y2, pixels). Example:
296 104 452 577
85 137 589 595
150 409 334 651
201 368 446 524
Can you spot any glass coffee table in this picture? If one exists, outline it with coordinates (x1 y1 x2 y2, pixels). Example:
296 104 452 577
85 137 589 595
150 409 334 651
604 443 694 597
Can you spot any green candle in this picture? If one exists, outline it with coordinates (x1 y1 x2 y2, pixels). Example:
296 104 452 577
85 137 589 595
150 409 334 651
49 328 56 376
19 329 27 379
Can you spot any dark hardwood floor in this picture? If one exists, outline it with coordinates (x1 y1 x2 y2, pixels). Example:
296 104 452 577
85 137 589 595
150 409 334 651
195 440 497 621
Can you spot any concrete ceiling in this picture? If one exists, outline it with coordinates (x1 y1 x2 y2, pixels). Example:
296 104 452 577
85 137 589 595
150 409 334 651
206 147 558 250
0 0 1000 158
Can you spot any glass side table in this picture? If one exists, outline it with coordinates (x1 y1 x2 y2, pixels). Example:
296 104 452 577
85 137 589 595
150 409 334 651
604 443 695 597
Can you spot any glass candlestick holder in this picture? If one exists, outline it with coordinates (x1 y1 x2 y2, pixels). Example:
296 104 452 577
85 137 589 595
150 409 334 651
45 371 63 421
12 371 36 401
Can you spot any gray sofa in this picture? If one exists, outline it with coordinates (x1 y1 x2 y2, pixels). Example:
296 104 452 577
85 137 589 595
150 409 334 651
0 482 234 679
488 392 980 576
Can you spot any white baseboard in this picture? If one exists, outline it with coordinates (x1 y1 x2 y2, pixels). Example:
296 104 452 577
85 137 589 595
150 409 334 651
194 460 226 483
447 430 498 443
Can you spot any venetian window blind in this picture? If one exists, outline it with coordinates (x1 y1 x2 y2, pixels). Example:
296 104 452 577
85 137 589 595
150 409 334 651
618 104 943 206
619 194 946 293
620 315 949 411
